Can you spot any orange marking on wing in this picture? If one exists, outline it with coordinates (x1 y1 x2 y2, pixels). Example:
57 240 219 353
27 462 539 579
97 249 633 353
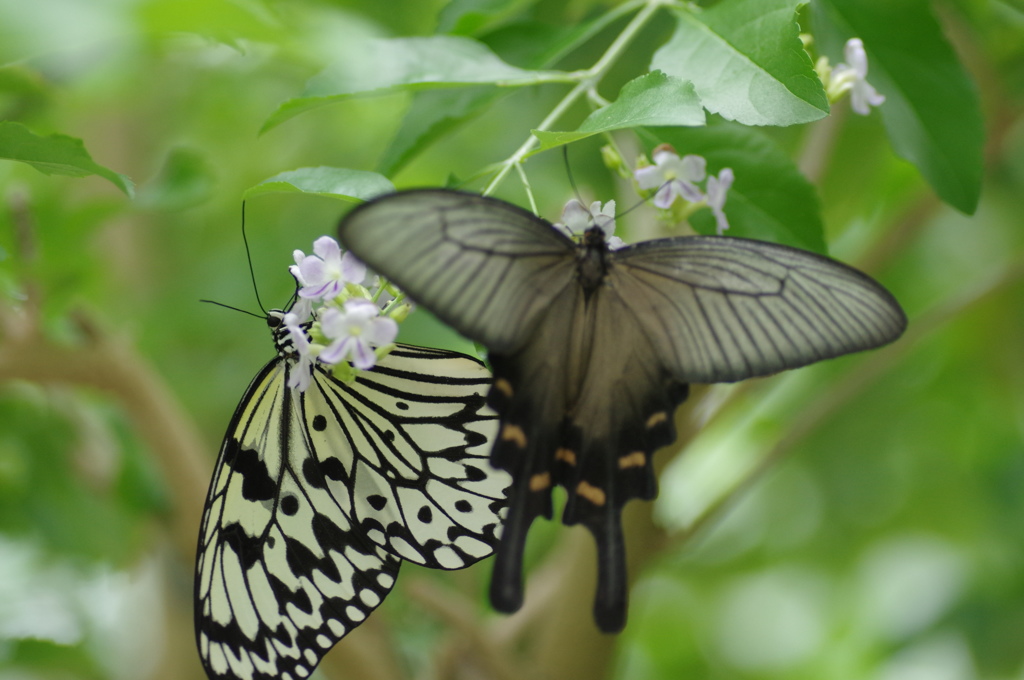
501 424 527 448
493 378 514 398
555 448 577 465
576 481 606 506
618 451 646 469
645 411 668 428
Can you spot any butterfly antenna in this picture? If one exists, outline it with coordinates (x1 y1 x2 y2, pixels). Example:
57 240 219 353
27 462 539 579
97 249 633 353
241 201 268 315
564 146 585 207
617 195 651 219
199 299 266 320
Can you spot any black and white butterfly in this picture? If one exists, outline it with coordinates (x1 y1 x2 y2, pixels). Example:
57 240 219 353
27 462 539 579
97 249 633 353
337 189 908 632
195 309 509 680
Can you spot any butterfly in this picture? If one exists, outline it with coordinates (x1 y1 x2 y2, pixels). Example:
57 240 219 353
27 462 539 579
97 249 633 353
336 188 908 632
194 308 510 680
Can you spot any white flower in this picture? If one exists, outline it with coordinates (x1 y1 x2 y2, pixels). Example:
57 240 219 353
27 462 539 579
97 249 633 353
289 236 367 301
553 199 624 249
318 298 398 370
289 296 314 325
634 150 706 208
282 312 315 391
831 38 885 115
705 168 734 235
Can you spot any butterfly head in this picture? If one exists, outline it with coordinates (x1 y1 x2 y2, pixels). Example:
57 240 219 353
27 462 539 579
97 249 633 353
267 309 311 359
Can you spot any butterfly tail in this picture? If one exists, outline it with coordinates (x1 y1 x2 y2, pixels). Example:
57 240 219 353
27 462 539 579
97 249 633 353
485 357 563 614
560 377 689 630
586 508 629 632
489 473 549 612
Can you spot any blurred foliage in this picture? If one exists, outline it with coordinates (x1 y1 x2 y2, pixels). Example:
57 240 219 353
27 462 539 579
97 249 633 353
0 0 1021 679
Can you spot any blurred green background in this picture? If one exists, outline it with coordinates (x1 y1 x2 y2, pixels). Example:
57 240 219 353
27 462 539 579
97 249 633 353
0 1 1022 679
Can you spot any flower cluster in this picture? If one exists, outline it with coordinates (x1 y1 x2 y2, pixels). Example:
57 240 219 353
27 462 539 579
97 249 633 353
633 145 735 234
282 236 408 391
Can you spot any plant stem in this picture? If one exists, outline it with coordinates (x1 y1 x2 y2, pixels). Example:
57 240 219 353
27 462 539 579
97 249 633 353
482 0 670 198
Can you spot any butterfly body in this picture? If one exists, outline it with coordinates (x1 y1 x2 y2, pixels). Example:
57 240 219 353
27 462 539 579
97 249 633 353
196 309 509 680
337 189 907 633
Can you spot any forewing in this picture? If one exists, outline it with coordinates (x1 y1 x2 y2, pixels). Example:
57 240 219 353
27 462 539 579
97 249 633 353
611 236 907 383
301 344 509 569
337 189 576 353
195 360 400 680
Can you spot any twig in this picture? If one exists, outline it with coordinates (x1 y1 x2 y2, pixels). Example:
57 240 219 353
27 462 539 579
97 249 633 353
406 578 527 680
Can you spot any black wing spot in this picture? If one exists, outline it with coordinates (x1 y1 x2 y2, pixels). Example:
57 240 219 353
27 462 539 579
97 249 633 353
312 414 328 431
303 458 326 488
455 500 473 513
233 447 276 502
384 430 395 441
464 465 487 482
395 401 410 411
320 457 348 482
417 506 433 523
368 495 388 511
281 494 299 516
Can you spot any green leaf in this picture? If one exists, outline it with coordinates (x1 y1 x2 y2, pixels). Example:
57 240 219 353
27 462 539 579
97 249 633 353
651 123 828 254
378 87 504 177
379 8 635 176
532 72 704 152
262 36 573 133
651 0 829 126
244 167 395 202
437 0 538 35
0 122 134 196
813 0 983 215
136 0 283 46
474 4 637 68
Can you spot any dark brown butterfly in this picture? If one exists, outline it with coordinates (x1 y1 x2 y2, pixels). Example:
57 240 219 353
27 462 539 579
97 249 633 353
338 188 906 632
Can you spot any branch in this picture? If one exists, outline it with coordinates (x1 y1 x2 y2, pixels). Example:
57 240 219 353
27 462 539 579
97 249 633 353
0 306 210 561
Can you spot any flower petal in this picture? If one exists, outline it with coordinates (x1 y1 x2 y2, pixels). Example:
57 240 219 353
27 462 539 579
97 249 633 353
651 149 679 167
561 199 591 234
677 180 705 203
706 168 734 209
368 316 398 345
298 256 326 286
653 183 678 209
312 235 341 262
844 37 869 78
340 251 367 284
319 336 351 365
634 165 664 190
350 338 377 370
679 154 707 182
287 359 312 391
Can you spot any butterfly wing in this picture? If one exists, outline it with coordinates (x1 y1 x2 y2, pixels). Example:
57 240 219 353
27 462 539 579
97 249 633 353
341 190 907 636
300 344 509 569
609 235 907 382
338 189 577 353
196 345 507 680
196 358 400 680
